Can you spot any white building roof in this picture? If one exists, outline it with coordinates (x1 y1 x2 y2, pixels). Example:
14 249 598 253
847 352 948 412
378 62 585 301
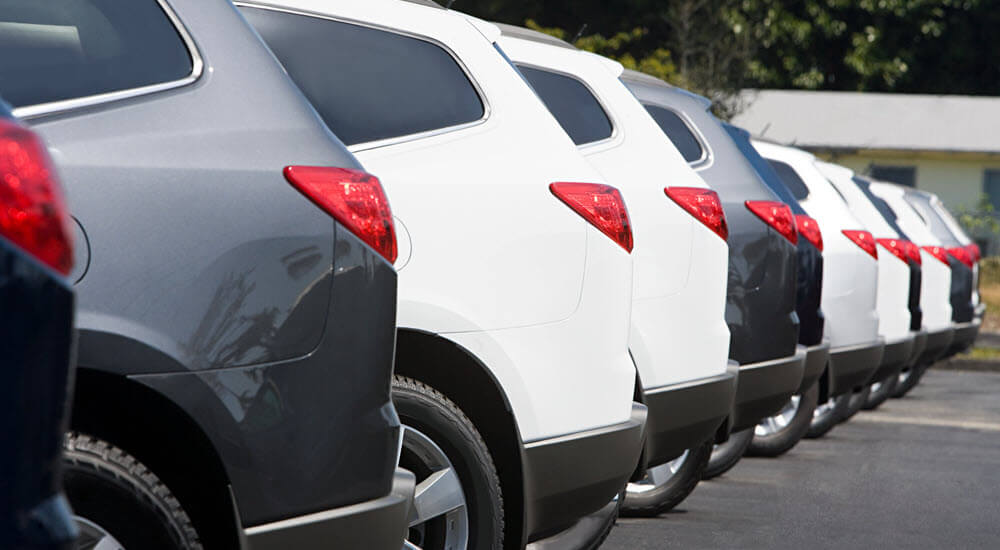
731 89 1000 154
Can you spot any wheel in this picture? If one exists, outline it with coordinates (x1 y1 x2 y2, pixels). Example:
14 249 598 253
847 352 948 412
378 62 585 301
747 381 819 457
702 428 753 480
838 386 870 423
622 439 712 516
862 376 898 410
806 393 849 439
393 376 503 550
891 364 925 398
63 433 202 550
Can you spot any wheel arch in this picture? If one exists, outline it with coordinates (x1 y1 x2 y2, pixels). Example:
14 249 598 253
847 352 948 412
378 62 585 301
393 328 527 550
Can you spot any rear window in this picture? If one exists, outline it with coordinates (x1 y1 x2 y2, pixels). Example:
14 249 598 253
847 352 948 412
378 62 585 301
516 65 613 146
643 105 704 163
242 7 484 147
767 160 811 201
0 0 193 109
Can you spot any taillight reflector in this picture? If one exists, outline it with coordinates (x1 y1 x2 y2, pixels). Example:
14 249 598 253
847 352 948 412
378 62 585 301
842 230 878 259
876 238 910 264
921 245 950 265
665 187 728 240
947 246 974 268
746 200 797 244
794 214 823 251
283 166 397 263
550 182 633 252
0 119 73 275
903 241 922 265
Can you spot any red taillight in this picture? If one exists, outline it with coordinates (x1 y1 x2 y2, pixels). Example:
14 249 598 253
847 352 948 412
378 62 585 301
794 214 823 251
876 238 910 264
665 187 728 241
842 230 878 259
745 200 797 244
283 166 397 263
966 243 981 263
922 245 950 265
947 246 974 268
550 182 633 252
0 119 73 275
903 241 922 265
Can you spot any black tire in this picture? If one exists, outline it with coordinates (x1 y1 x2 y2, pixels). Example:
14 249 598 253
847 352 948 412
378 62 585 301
747 381 820 457
862 376 898 410
393 376 503 550
838 386 870 423
806 394 849 439
891 364 925 398
702 428 753 480
584 487 625 550
622 439 712 516
63 433 202 550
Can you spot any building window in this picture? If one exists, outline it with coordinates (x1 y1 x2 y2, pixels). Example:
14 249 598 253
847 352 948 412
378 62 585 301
984 170 1000 212
869 165 916 187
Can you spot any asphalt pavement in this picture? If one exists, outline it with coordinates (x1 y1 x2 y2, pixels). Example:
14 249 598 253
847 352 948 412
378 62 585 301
604 368 1000 549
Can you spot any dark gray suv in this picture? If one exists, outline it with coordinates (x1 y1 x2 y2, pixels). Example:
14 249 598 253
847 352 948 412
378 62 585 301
2 1 410 549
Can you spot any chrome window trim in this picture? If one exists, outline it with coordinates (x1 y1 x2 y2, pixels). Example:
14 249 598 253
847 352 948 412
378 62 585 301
513 61 620 149
236 2 492 154
11 0 204 121
642 103 712 169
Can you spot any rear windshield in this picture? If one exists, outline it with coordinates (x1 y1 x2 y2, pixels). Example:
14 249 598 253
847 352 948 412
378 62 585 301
852 176 909 238
644 105 705 163
0 0 193 108
767 159 812 201
723 124 801 210
516 65 614 146
242 7 484 147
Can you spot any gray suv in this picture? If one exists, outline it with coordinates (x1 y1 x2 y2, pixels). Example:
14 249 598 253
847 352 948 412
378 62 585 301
1 1 410 548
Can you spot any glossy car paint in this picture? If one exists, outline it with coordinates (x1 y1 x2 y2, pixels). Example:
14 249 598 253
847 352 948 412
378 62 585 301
816 162 912 348
754 141 882 394
0 106 76 550
12 0 406 544
625 77 804 430
868 183 953 333
243 0 641 544
496 29 732 465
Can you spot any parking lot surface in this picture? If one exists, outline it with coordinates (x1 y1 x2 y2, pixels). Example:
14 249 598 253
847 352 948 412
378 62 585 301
605 368 1000 549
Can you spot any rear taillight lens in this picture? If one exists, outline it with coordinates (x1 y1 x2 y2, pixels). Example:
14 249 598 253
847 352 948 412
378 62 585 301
842 230 878 259
966 243 981 263
794 214 823 251
922 245 950 265
0 119 73 275
745 200 797 244
903 241 922 265
947 246 974 268
665 187 728 240
876 238 910 264
283 166 397 263
550 182 633 252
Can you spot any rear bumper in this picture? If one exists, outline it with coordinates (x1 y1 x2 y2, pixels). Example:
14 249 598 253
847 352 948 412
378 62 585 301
522 403 646 541
243 469 414 550
731 345 807 431
914 326 954 366
869 335 916 384
945 320 980 357
641 372 738 467
797 340 830 394
828 339 884 397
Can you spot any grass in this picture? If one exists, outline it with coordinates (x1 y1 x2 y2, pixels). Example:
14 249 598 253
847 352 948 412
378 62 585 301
963 347 1000 360
978 257 1000 332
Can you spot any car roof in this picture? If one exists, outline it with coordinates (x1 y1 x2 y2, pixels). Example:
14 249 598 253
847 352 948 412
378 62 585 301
494 23 577 50
398 0 444 8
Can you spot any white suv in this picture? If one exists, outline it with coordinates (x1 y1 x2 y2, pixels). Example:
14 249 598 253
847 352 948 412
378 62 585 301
241 2 645 548
496 26 735 515
753 142 885 437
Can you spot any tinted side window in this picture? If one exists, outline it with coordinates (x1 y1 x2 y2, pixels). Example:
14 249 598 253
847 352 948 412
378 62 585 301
0 0 193 108
853 176 908 237
643 105 704 163
767 160 811 201
242 8 484 147
516 65 613 146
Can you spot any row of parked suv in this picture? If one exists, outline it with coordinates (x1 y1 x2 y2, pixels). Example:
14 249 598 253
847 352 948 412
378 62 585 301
1 1 982 549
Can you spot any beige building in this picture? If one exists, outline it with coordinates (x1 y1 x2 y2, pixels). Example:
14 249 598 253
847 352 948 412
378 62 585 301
732 90 1000 213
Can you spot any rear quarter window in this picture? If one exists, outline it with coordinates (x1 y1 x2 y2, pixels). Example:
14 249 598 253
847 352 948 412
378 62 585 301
241 7 485 147
516 65 614 146
767 160 812 201
643 105 705 163
0 0 193 109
